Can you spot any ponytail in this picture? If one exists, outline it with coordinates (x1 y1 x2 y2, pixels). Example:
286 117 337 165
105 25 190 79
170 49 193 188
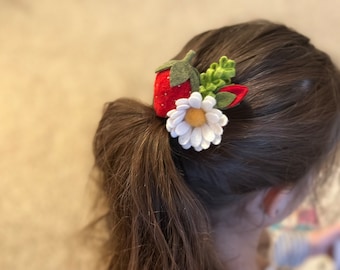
93 98 223 270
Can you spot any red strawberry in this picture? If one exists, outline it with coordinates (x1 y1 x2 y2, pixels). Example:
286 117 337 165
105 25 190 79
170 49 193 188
154 71 191 117
153 50 200 117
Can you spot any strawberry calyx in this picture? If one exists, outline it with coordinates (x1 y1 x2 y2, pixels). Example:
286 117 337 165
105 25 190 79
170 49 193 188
155 50 200 92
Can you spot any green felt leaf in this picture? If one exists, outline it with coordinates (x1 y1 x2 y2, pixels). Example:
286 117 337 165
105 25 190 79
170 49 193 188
215 92 236 109
219 56 235 68
170 62 192 86
183 50 196 63
207 92 216 98
200 73 207 86
155 50 196 73
219 56 228 67
206 68 214 81
213 68 235 81
206 83 216 92
189 68 200 92
199 85 209 95
199 55 236 97
212 79 226 93
155 60 178 73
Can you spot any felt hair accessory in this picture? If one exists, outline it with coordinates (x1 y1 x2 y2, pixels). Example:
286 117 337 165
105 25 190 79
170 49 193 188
153 50 248 151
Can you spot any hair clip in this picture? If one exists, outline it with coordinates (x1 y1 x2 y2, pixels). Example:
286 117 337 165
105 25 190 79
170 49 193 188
153 50 248 151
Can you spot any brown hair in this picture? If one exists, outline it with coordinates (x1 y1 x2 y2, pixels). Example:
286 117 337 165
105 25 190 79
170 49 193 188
93 20 340 269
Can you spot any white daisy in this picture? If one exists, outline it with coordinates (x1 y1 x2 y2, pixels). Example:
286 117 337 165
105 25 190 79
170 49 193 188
166 92 228 151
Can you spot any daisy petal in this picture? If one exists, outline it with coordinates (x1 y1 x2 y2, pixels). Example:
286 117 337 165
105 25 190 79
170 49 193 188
176 98 189 106
201 139 211 150
194 145 203 152
182 142 192 149
166 109 177 118
219 115 228 126
178 130 192 146
190 127 202 148
170 110 185 121
172 118 183 127
170 129 178 138
175 121 190 136
206 112 220 124
201 124 215 142
171 112 185 126
212 134 222 145
188 92 202 108
209 123 223 135
211 108 223 117
201 96 216 111
166 118 175 128
166 121 173 132
176 104 190 111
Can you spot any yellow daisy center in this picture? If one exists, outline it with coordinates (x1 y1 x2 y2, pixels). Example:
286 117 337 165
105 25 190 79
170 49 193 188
185 108 206 127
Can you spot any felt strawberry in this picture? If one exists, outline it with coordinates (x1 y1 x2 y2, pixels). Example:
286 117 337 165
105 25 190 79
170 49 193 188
153 50 200 117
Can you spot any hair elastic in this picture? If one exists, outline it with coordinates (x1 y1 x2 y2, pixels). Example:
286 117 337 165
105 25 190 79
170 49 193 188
153 50 248 151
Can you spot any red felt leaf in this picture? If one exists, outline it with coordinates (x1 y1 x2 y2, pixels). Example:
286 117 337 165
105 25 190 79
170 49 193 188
219 84 248 108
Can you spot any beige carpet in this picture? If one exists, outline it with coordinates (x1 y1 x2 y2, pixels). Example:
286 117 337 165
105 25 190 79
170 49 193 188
1 0 340 269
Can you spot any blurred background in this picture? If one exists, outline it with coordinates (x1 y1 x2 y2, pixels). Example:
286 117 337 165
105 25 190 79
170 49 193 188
1 0 339 269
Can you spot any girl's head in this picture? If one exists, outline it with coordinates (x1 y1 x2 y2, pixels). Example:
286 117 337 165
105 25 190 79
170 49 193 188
93 20 340 270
